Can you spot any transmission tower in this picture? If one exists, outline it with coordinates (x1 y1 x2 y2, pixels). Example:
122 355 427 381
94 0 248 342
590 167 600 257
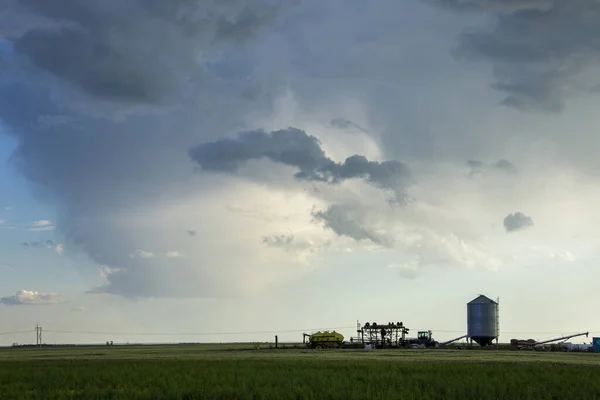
35 324 42 346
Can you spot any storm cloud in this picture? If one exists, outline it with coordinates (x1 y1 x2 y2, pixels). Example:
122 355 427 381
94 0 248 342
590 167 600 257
7 0 282 104
503 211 534 232
189 128 412 203
426 0 552 12
330 118 369 133
1 0 596 302
427 0 600 112
311 204 392 247
467 159 517 177
0 0 297 298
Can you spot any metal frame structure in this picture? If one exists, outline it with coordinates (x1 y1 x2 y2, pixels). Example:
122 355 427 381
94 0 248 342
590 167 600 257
35 324 42 347
519 332 589 350
353 321 409 348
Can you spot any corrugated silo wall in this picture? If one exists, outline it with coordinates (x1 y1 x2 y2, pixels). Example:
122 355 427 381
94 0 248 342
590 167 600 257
467 301 499 340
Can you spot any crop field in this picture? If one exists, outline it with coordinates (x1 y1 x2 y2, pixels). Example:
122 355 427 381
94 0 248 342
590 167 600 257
1 344 599 399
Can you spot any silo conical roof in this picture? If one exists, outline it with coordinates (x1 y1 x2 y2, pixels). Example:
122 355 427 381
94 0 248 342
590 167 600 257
467 294 498 305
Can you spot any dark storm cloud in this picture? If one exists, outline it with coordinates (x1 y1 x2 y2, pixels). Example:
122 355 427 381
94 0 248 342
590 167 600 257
7 0 283 104
13 27 174 104
493 159 517 172
0 0 293 298
330 118 352 129
467 159 517 177
427 0 600 112
330 118 369 133
503 211 534 232
189 127 330 176
426 0 551 12
189 128 412 202
311 204 392 247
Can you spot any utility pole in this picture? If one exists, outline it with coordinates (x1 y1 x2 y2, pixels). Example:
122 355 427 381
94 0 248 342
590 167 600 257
35 324 42 347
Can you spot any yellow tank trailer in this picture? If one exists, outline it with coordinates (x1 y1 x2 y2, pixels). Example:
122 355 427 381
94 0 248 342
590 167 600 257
303 331 345 349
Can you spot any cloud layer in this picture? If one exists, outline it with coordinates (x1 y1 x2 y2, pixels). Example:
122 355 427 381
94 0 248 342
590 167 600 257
6 0 282 105
428 0 600 112
0 0 298 298
1 0 599 301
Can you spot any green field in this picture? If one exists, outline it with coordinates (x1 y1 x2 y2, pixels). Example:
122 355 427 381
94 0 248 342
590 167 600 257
1 344 599 399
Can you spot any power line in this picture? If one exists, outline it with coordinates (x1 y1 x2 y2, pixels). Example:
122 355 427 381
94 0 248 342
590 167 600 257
42 326 358 336
0 326 596 338
0 331 31 336
498 331 595 335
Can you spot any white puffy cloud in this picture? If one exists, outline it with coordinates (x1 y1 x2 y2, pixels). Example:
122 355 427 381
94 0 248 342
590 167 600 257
97 266 121 281
30 219 52 226
550 251 576 263
27 220 55 231
0 219 16 230
0 290 64 306
129 250 155 259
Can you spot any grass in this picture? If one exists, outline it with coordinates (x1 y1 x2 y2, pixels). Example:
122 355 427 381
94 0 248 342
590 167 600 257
0 344 599 399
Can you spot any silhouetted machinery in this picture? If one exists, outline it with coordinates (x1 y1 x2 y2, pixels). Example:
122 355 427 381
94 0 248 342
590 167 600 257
513 332 589 350
406 330 439 348
356 321 439 348
303 331 344 349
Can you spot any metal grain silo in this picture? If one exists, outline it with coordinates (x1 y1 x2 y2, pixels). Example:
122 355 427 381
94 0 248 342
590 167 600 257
467 295 499 346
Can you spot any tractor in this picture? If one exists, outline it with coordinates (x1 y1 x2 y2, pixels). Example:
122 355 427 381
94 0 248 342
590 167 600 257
303 331 344 349
403 330 439 348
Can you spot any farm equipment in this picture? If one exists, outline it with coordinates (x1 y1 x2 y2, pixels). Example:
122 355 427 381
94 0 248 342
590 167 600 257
357 321 409 348
439 334 468 347
404 330 440 348
515 332 589 350
352 321 440 348
303 331 344 349
562 342 594 352
510 338 536 347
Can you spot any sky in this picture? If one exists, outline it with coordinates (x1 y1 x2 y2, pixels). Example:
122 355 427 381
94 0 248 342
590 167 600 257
1 0 600 346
